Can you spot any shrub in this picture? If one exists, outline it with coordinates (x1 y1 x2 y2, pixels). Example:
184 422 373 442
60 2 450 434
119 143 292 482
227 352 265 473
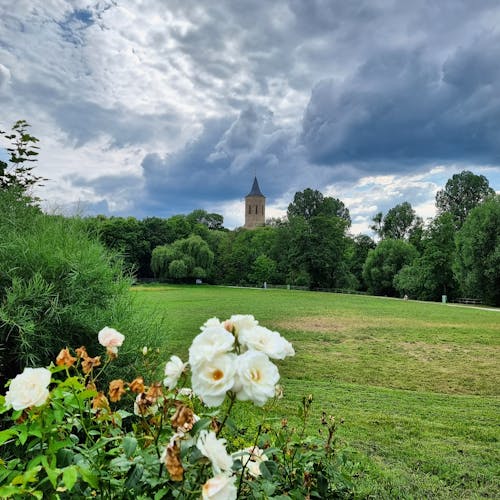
0 316 356 499
0 190 134 385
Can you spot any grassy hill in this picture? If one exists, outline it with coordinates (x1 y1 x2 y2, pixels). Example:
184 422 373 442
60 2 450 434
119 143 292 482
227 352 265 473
131 284 499 498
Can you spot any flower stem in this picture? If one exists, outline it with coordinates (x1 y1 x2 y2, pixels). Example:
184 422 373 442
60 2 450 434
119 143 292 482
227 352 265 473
216 391 236 437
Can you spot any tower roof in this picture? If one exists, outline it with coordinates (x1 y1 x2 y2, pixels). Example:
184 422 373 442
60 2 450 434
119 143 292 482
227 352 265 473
246 176 265 197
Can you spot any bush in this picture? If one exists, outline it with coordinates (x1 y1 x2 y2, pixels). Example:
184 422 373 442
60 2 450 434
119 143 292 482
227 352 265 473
0 316 356 499
0 190 135 385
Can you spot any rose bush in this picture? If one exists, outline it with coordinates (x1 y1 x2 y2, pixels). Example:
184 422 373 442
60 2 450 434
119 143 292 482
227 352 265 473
0 315 356 499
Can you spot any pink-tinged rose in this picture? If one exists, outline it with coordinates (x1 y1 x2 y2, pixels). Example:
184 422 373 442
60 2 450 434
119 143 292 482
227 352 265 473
202 474 237 500
4 367 51 411
98 327 125 349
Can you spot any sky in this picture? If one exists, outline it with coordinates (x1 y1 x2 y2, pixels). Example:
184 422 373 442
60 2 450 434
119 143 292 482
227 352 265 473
1 0 499 234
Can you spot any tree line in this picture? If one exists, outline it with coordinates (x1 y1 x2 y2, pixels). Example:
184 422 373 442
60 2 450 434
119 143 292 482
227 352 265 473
81 171 498 306
2 120 499 306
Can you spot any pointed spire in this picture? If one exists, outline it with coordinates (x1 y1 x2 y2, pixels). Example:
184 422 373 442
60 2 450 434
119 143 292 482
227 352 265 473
246 176 265 197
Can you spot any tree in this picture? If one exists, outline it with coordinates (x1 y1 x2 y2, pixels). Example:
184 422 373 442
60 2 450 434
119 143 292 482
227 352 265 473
347 234 376 290
436 170 495 228
371 202 423 241
287 188 351 225
453 196 500 306
370 212 383 238
288 214 350 289
186 209 225 230
363 239 418 296
249 254 277 285
394 213 457 301
151 235 214 282
0 120 45 193
382 202 423 241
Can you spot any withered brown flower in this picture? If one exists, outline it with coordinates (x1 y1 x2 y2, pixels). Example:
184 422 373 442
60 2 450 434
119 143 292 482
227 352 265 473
171 403 197 432
92 392 110 411
134 392 157 416
56 348 77 368
129 377 145 394
108 379 126 402
146 382 163 401
164 441 184 481
82 355 101 375
75 346 88 359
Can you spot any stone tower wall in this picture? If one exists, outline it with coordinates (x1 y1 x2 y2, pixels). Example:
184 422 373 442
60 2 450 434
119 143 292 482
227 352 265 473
244 195 266 228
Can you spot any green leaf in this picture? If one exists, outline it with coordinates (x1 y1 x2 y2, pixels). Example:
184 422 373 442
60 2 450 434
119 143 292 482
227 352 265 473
43 464 61 489
0 428 17 445
18 426 28 445
78 466 99 489
0 486 22 498
123 436 138 458
62 465 78 490
259 460 278 480
124 463 144 489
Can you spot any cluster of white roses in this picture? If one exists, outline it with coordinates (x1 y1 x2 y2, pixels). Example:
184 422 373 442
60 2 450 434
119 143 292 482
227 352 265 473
164 314 295 408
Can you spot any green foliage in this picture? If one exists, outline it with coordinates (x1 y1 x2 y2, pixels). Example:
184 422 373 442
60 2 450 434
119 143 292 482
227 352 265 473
0 120 45 194
0 321 356 499
363 239 418 296
151 235 214 282
249 254 277 285
436 170 495 228
453 196 500 305
0 191 133 384
394 213 457 300
371 202 423 241
287 188 351 226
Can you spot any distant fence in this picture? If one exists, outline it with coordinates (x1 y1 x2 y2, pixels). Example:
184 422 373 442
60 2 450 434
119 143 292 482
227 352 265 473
452 297 482 305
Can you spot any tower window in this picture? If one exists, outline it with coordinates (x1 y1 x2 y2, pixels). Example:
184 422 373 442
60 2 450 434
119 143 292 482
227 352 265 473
255 205 258 214
248 205 251 214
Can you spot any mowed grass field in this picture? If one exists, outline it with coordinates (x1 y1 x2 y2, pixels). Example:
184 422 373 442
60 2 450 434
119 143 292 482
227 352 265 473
130 284 499 499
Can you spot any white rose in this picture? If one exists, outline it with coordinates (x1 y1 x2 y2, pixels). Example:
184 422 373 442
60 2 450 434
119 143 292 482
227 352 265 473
98 327 125 349
233 351 279 407
191 353 236 407
202 474 237 500
233 446 269 478
228 314 258 335
197 430 233 474
189 327 235 367
163 355 187 390
5 367 51 411
201 317 222 330
238 325 295 359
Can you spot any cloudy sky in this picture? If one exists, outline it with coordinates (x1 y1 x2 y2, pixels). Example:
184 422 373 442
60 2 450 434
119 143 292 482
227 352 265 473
1 0 499 233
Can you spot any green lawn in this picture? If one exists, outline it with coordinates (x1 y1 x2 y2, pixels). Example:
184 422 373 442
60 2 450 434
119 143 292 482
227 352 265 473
130 284 500 498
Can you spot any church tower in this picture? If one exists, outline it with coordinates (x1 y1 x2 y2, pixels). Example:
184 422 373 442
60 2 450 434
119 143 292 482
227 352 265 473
244 176 265 229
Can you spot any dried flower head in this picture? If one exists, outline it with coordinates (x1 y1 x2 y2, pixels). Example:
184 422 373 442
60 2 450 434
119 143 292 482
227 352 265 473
56 348 76 368
108 379 126 402
75 346 88 359
171 403 198 432
163 441 184 481
82 355 101 375
92 392 110 411
146 382 163 401
129 377 145 394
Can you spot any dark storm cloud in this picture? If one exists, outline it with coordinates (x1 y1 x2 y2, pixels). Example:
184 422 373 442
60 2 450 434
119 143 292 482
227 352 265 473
301 31 500 173
135 107 316 217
